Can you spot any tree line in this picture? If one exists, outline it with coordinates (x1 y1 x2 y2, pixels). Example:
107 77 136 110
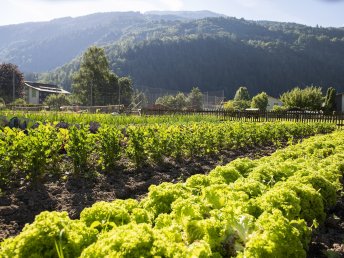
0 55 339 113
224 86 337 113
154 88 203 110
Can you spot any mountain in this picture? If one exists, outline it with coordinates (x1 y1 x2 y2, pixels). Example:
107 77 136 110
0 11 224 73
108 18 344 97
144 10 225 20
1 11 344 97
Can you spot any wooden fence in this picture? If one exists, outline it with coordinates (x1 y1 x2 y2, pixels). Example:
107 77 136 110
141 109 344 127
3 105 49 111
60 105 124 113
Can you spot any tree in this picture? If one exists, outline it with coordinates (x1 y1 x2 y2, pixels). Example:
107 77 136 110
156 95 174 108
234 86 250 101
72 46 119 106
251 92 268 111
323 87 337 113
233 100 251 110
0 63 24 103
118 77 134 106
223 100 235 111
187 87 203 110
155 93 187 110
155 89 202 110
280 86 323 111
231 86 251 110
43 94 71 110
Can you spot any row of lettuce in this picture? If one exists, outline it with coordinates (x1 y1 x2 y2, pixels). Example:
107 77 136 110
1 130 343 257
0 122 335 186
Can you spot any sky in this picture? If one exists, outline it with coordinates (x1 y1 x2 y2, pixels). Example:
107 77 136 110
1 0 344 27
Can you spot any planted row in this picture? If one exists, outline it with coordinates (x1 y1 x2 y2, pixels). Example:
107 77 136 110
0 122 335 187
0 112 221 127
1 130 343 257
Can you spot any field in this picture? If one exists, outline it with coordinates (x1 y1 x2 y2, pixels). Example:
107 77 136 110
0 113 343 257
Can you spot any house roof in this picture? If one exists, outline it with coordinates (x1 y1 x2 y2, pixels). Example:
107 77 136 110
24 81 71 94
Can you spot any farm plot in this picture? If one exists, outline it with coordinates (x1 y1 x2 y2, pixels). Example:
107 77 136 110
1 129 343 257
0 121 335 188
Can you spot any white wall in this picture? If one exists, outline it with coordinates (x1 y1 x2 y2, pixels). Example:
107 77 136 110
27 88 39 104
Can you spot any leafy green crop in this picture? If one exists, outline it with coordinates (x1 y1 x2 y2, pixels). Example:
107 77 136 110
0 211 97 258
97 125 122 170
65 125 96 175
1 123 342 258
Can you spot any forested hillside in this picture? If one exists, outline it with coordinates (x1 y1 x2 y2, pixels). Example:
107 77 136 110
0 11 221 72
108 17 344 97
1 11 344 97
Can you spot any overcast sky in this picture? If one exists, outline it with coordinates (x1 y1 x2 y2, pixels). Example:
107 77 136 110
1 0 344 27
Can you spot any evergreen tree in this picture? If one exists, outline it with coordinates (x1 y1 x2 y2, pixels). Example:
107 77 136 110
232 86 251 110
234 86 250 101
323 87 337 113
187 87 203 110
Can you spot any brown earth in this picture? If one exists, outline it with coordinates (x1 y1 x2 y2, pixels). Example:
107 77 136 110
0 144 279 241
307 186 344 258
0 143 343 258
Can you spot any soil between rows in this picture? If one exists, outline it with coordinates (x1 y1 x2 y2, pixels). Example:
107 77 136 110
0 143 343 257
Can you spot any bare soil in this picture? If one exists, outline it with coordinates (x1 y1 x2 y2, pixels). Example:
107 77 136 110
307 188 344 258
0 145 278 241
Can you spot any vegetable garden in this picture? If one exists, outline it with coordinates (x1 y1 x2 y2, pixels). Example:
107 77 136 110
0 113 343 257
0 120 334 187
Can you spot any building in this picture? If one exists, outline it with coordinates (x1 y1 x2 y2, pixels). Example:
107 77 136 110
336 92 344 113
267 96 283 111
24 81 71 104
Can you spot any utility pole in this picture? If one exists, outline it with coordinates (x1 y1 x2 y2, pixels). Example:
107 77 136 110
118 84 121 106
12 70 15 101
90 84 93 106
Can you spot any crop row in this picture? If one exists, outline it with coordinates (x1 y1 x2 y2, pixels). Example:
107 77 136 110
0 122 335 187
0 111 221 126
1 129 343 257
